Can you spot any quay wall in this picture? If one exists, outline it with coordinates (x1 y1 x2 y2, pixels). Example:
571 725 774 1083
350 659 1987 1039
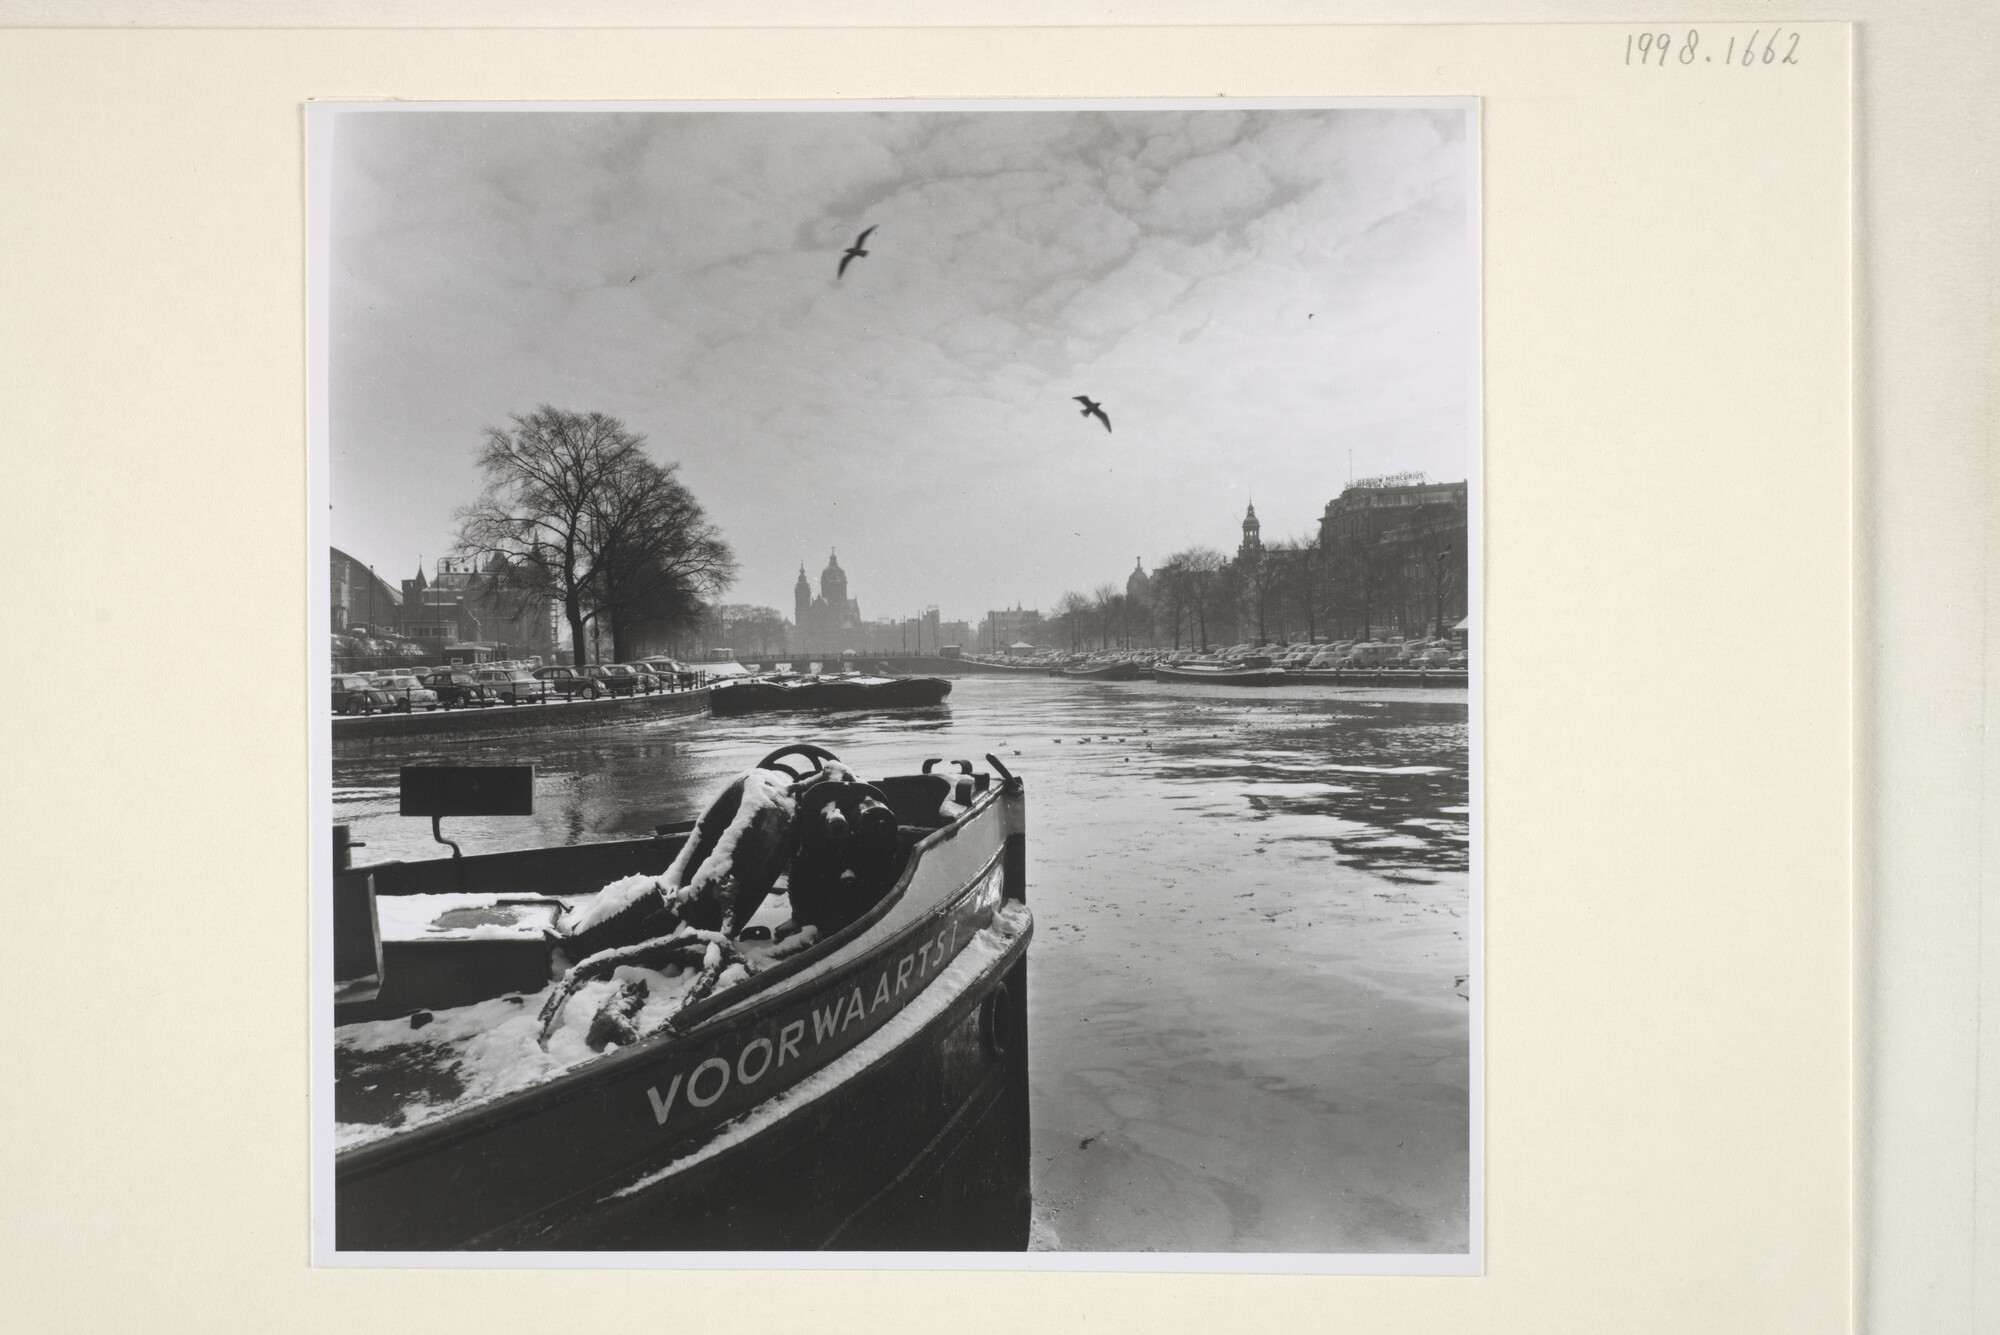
333 688 710 748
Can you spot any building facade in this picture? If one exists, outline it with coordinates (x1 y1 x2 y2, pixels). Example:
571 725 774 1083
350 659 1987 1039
330 547 404 634
981 606 1044 653
1317 475 1469 638
400 556 561 657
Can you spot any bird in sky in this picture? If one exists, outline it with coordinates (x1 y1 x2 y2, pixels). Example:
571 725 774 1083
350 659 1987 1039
837 225 878 279
1073 395 1112 433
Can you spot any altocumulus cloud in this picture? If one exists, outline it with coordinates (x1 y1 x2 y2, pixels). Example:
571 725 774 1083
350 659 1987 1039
330 107 1472 618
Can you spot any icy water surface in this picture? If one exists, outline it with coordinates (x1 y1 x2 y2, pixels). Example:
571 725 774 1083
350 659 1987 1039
333 674 1471 1253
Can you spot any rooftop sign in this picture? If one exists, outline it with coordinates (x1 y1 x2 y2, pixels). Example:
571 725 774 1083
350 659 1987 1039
1348 471 1430 490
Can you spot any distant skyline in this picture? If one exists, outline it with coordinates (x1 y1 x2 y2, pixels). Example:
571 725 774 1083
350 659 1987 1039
326 102 1475 621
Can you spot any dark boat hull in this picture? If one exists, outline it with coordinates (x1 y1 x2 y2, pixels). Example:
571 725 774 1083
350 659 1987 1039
492 939 1030 1250
1061 661 1139 681
1151 664 1291 685
710 676 953 716
334 780 1029 1252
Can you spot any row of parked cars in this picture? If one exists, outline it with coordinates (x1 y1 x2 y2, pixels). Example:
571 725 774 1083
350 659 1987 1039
966 637 1469 675
332 657 700 715
1157 639 1468 671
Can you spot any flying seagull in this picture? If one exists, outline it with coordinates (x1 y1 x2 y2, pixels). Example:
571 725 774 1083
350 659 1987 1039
1073 395 1112 433
837 225 878 279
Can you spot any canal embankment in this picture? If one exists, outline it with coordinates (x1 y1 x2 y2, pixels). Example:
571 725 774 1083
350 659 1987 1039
333 687 709 749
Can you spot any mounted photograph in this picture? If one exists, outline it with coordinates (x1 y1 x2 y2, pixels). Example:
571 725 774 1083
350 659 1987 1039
309 98 1480 1267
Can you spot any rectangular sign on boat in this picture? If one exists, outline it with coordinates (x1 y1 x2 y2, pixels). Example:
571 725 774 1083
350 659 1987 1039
399 765 536 817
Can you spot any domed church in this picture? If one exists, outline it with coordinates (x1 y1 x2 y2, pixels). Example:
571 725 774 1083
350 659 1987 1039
793 550 863 647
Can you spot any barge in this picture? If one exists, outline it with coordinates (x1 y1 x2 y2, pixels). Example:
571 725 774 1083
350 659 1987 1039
1061 660 1140 681
331 745 1031 1251
1151 661 1290 685
709 674 953 717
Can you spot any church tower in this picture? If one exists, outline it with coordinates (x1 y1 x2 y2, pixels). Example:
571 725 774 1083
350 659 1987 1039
1239 501 1263 563
1126 556 1150 603
820 550 848 610
794 563 812 635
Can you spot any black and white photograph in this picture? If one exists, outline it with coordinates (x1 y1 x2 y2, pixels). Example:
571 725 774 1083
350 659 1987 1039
310 99 1480 1266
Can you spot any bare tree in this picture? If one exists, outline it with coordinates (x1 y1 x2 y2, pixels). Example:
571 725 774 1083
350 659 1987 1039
589 456 736 662
1052 590 1089 652
1125 582 1151 648
456 406 638 665
1240 550 1285 645
1263 536 1326 644
710 604 790 657
1090 583 1122 650
1163 547 1230 650
1151 557 1190 648
455 405 736 666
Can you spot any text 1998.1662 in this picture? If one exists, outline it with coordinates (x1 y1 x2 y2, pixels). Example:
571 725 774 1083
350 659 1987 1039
1626 30 1801 67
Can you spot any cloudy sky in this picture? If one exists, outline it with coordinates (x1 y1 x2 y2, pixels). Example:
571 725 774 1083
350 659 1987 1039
327 103 1474 623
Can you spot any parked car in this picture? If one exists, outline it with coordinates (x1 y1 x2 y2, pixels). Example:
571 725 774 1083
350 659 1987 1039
1340 641 1405 668
420 669 493 708
606 663 665 694
333 673 399 715
533 665 604 700
585 664 646 697
639 657 692 688
370 672 441 711
475 667 544 704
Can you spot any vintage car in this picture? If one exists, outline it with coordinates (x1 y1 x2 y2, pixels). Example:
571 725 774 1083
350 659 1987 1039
370 672 442 711
420 669 494 709
334 673 401 715
586 664 648 697
638 657 694 688
533 665 606 700
475 667 544 704
609 663 666 693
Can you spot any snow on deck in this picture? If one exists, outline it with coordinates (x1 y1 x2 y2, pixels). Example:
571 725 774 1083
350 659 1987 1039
374 892 565 943
336 888 797 1150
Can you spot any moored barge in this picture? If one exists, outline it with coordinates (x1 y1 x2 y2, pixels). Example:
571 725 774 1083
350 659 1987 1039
1151 660 1290 685
709 674 953 716
1061 659 1140 681
331 745 1031 1251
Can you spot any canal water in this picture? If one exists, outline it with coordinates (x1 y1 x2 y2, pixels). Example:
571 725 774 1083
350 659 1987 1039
332 674 1472 1254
